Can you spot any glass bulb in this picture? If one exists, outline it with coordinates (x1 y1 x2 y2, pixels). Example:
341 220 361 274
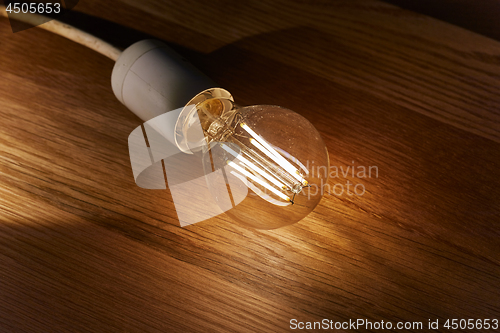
175 88 329 229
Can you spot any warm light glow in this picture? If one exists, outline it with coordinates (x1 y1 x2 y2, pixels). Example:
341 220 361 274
272 145 310 175
241 123 307 185
230 171 291 207
221 144 287 190
228 161 291 202
249 138 306 184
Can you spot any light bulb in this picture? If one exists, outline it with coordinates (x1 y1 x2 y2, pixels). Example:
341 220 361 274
111 40 329 229
175 88 329 229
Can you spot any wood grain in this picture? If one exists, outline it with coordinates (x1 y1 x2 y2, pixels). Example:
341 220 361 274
0 0 499 332
381 0 500 42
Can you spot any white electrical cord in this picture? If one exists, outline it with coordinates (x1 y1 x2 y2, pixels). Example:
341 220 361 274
0 5 122 61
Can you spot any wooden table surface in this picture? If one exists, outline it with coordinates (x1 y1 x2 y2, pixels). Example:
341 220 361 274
1 0 499 332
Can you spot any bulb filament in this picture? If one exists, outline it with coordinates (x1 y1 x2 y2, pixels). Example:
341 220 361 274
222 122 310 205
241 123 308 186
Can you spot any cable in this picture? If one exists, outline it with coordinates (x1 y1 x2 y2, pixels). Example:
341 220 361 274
0 5 122 61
